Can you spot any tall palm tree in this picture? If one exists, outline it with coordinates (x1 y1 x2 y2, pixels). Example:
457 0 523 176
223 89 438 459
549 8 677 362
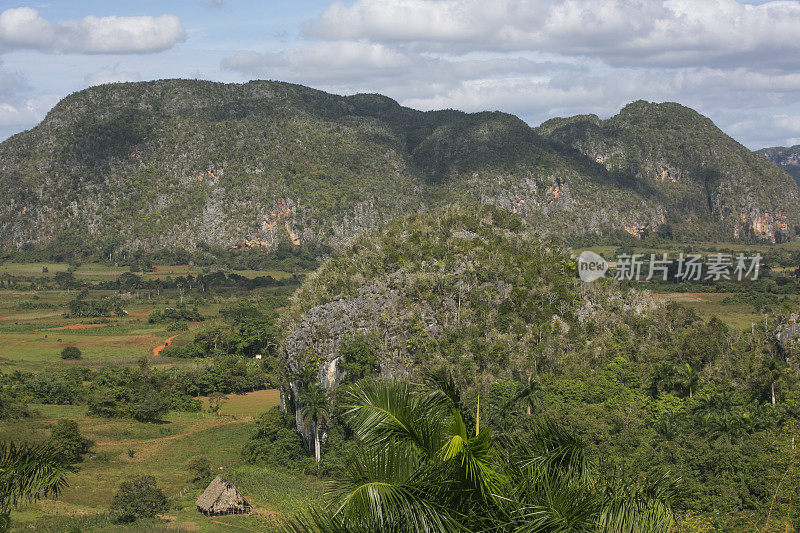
287 377 677 532
675 363 699 399
301 385 331 466
514 375 542 415
0 441 74 532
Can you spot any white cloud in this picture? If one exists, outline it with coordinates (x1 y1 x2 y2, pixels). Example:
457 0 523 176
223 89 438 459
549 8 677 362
0 92 58 129
304 0 800 70
0 7 185 54
85 67 141 86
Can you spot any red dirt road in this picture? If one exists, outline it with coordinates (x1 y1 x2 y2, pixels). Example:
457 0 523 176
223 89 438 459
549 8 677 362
152 326 200 356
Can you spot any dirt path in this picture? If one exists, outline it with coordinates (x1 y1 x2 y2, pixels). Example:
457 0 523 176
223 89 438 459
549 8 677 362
94 419 251 446
35 324 108 331
152 326 200 356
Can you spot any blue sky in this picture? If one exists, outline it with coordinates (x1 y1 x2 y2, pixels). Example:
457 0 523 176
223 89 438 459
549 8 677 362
2 0 800 148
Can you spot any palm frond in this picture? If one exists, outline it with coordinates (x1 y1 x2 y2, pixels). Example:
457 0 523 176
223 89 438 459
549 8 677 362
343 379 447 458
0 441 75 510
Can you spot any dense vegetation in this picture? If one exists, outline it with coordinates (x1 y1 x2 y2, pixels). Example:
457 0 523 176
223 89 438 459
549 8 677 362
274 205 800 530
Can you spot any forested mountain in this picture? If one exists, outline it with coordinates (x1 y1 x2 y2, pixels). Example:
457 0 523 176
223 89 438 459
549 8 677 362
757 144 800 190
0 80 798 260
537 101 800 242
281 205 800 527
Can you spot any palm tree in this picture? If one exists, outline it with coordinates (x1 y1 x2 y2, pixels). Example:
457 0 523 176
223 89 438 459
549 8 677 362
0 441 74 531
675 363 699 399
287 376 677 532
514 375 542 415
300 385 331 467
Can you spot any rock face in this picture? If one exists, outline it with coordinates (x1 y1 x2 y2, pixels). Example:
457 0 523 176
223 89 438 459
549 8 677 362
0 81 798 258
280 205 657 445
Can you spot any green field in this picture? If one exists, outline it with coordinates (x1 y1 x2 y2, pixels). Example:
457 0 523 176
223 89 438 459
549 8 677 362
3 403 323 532
0 262 293 281
0 270 323 532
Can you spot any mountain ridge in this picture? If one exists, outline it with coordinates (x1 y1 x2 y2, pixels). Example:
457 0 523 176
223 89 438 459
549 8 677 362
0 79 797 259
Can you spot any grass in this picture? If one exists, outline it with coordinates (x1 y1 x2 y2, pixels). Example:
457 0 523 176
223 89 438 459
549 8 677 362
199 390 281 418
6 400 323 532
0 262 293 281
650 291 769 329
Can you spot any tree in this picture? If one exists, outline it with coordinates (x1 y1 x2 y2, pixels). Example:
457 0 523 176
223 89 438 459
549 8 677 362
0 441 74 531
339 335 380 382
60 346 82 360
300 385 330 467
186 455 212 485
128 388 169 422
47 420 91 464
111 475 168 523
675 363 699 399
513 375 541 415
288 377 677 532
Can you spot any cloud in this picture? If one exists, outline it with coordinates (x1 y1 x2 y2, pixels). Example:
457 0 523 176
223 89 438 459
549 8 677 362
303 0 800 70
222 40 580 101
0 7 185 54
85 67 141 86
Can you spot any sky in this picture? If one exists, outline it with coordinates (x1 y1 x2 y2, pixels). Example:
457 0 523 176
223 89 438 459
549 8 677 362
1 0 800 149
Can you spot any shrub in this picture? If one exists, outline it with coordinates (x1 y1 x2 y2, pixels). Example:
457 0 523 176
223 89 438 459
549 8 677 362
87 388 120 418
339 334 380 382
111 475 168 522
127 388 169 422
148 306 204 324
242 407 310 468
60 346 82 360
48 419 91 463
186 455 212 485
166 321 188 332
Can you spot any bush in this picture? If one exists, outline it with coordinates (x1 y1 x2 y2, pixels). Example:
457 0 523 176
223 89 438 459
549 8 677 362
241 407 310 469
186 455 212 485
60 346 82 360
148 306 204 324
48 419 92 463
87 388 120 418
166 321 188 332
127 388 169 422
339 334 380 382
111 475 168 522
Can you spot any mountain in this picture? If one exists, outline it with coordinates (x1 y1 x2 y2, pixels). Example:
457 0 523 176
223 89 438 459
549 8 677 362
537 101 800 242
756 145 800 190
0 80 797 259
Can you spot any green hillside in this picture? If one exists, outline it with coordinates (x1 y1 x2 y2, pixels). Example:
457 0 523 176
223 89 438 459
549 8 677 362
538 101 800 242
0 81 798 261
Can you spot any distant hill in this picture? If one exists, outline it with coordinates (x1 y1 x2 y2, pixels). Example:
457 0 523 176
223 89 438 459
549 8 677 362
0 80 797 259
756 145 800 190
536 101 800 242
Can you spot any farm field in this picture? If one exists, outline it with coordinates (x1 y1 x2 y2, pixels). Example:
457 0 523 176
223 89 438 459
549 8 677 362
0 266 323 532
3 400 323 532
0 262 294 282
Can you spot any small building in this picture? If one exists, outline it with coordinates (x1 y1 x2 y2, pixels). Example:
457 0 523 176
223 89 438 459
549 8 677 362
195 476 252 516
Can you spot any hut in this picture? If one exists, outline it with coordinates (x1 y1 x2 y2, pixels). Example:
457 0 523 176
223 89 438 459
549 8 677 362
195 476 252 516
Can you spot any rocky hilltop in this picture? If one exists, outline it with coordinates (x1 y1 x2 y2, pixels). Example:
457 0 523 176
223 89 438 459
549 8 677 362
0 80 798 257
537 101 800 242
280 205 657 446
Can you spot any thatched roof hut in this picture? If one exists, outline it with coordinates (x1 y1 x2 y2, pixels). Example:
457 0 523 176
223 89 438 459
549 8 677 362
195 476 252 516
